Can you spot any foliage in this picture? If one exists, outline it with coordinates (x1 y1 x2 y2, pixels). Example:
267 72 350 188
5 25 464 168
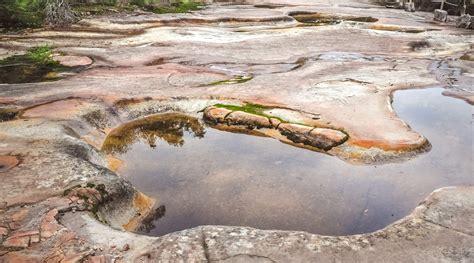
0 0 46 28
0 45 56 65
132 0 202 14
0 0 202 28
0 45 76 84
44 0 78 25
205 75 253 86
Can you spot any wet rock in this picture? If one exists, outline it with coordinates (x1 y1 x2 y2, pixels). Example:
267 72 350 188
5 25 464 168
225 111 273 129
434 9 448 22
278 123 347 150
203 106 233 124
456 14 473 29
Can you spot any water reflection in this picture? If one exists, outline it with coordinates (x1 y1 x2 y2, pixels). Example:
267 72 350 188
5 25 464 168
103 88 472 236
102 113 205 154
137 205 167 233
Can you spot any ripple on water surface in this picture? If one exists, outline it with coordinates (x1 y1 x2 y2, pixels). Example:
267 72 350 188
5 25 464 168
102 88 473 236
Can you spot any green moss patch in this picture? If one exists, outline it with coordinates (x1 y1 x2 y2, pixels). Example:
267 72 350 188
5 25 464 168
214 103 287 123
132 0 203 14
205 75 253 86
0 45 55 65
72 3 137 16
0 0 46 29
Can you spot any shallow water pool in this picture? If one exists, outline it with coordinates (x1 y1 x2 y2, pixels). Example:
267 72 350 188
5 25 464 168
103 88 472 236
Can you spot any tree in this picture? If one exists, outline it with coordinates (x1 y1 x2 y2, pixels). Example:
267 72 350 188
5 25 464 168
44 0 77 25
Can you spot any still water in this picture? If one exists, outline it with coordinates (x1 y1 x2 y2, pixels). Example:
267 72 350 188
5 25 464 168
103 88 472 236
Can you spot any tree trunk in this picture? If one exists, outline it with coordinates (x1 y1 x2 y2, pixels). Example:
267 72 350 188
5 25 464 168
44 0 78 26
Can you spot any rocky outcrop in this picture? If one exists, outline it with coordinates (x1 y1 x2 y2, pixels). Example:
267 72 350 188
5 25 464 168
456 14 474 29
434 9 448 22
203 105 348 151
278 123 348 151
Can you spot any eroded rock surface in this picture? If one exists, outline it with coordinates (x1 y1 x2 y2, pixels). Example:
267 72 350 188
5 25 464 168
0 0 473 261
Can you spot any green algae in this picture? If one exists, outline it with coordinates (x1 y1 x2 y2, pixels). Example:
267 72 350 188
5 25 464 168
134 0 202 14
204 75 253 86
213 103 288 123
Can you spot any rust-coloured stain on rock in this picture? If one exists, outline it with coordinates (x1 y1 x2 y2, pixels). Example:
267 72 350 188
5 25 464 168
0 155 20 173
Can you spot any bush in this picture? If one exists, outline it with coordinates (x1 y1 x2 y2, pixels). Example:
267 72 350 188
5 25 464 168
0 0 46 28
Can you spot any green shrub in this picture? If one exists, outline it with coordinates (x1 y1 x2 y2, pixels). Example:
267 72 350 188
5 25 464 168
0 0 46 28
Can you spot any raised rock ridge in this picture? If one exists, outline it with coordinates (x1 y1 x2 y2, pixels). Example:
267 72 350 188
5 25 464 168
203 105 348 151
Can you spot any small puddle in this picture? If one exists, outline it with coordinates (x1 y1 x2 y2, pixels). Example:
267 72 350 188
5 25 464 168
0 47 87 84
103 88 472 236
290 12 378 26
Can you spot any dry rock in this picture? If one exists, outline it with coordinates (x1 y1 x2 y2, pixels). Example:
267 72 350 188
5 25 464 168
278 123 347 150
225 111 273 129
203 106 232 124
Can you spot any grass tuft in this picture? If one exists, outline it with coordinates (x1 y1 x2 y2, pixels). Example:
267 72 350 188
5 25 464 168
0 45 56 66
214 103 287 123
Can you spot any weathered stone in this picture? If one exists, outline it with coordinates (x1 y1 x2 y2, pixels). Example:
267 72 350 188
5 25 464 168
3 236 30 248
0 227 8 236
3 230 39 248
0 155 20 173
434 9 448 22
87 255 106 263
309 128 348 149
53 55 93 67
269 118 282 128
121 244 130 252
41 209 63 239
278 123 347 150
203 106 232 124
0 1 472 262
456 14 473 29
30 234 40 244
225 111 273 129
